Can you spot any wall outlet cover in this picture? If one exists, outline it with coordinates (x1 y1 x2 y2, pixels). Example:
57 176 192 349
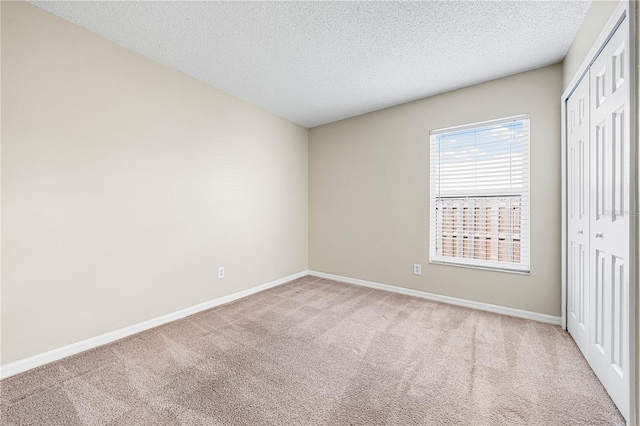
413 264 422 275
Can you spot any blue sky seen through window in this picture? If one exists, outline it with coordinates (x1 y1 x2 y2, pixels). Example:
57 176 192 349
433 120 528 197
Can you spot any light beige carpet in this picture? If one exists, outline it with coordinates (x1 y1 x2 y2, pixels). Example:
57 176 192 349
0 276 625 425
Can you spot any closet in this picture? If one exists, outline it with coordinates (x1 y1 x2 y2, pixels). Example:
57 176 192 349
565 14 632 420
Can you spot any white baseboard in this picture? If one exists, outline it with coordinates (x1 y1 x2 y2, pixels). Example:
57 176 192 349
2 269 561 379
0 270 309 379
309 270 562 325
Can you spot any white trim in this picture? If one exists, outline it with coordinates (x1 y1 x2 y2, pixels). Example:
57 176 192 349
0 270 309 379
308 270 561 325
560 1 637 423
561 78 568 331
627 2 637 424
429 260 531 276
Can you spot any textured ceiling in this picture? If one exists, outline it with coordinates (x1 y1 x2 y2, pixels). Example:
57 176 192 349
29 1 590 128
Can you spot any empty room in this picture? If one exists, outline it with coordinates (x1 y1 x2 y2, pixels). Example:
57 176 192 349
1 0 639 425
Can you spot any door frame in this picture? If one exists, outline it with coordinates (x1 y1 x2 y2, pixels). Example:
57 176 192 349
560 1 637 423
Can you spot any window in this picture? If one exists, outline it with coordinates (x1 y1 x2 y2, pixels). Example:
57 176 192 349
429 115 530 273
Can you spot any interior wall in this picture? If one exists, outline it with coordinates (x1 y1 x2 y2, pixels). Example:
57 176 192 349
308 64 562 316
1 2 308 365
636 2 639 422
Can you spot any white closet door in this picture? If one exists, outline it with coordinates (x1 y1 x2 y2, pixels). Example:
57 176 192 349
588 17 630 419
567 73 590 357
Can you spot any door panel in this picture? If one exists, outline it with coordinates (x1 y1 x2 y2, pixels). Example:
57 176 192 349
594 249 605 353
588 17 630 419
567 72 590 356
567 72 590 355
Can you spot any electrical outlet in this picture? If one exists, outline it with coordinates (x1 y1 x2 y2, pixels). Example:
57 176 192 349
413 264 422 276
217 266 225 280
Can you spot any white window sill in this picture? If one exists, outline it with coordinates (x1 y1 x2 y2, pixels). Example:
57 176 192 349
429 260 531 275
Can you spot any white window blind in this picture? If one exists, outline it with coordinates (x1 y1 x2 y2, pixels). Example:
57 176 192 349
429 114 530 273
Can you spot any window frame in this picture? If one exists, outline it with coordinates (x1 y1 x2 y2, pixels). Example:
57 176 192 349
428 114 531 274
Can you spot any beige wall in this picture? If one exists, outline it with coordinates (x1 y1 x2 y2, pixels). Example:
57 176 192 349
636 2 639 422
1 2 308 364
562 0 619 89
309 64 563 316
